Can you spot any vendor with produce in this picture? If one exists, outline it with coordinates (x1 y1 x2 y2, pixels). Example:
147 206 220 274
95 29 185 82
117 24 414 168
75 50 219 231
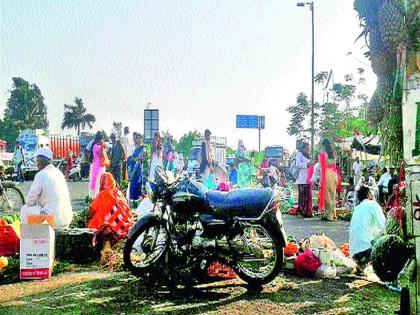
20 148 74 229
349 185 386 271
87 172 133 239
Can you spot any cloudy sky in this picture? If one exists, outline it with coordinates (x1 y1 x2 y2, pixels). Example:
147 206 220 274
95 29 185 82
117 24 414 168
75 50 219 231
1 0 376 151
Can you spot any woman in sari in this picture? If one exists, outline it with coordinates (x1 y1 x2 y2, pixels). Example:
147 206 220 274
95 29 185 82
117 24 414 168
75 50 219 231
317 139 340 221
236 140 252 188
129 133 147 201
88 172 134 239
149 132 163 182
89 132 107 199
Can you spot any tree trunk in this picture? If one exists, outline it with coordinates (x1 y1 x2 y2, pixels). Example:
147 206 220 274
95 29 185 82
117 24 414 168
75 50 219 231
77 124 80 136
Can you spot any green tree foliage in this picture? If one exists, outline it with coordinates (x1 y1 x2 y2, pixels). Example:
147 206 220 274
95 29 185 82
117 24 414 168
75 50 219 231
175 130 202 159
226 147 235 157
61 97 96 135
0 77 48 145
288 70 375 146
286 93 311 140
112 121 123 139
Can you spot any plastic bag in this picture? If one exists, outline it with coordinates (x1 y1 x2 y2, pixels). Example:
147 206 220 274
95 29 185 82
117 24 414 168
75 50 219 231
294 249 322 277
315 263 337 279
308 234 336 250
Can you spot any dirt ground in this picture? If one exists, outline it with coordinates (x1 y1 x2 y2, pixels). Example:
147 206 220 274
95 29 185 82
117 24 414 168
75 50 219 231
0 270 399 315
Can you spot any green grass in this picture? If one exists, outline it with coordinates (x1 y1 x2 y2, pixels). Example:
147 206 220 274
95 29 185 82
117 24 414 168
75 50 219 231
0 272 401 315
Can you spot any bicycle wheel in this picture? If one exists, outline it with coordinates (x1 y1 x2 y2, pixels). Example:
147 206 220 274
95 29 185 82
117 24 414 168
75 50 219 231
1 184 25 214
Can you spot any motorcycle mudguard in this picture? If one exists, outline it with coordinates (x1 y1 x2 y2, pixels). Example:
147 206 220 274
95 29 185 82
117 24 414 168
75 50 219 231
262 210 287 248
128 212 160 239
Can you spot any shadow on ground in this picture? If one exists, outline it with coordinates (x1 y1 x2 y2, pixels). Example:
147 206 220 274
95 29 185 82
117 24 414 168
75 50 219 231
0 271 399 315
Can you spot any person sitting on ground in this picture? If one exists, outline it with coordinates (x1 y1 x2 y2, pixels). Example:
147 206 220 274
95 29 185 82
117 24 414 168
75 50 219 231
20 148 73 229
349 185 386 272
87 172 134 239
355 169 378 195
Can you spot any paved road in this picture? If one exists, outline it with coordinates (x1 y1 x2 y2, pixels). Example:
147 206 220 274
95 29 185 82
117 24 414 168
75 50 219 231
18 180 349 244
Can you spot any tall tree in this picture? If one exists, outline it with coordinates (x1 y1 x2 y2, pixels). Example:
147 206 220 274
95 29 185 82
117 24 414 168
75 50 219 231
61 97 96 135
286 93 312 140
0 77 48 146
5 77 49 129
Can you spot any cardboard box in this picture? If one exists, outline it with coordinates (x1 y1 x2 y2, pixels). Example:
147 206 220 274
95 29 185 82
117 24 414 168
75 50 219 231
28 215 56 230
20 223 55 279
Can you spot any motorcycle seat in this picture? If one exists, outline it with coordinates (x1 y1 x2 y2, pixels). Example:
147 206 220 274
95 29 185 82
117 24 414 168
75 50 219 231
207 188 273 218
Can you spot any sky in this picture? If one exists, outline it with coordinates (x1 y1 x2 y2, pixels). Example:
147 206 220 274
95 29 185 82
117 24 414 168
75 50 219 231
0 0 376 151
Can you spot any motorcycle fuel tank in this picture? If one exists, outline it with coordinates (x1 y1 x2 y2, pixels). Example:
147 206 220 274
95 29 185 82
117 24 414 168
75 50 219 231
171 191 210 215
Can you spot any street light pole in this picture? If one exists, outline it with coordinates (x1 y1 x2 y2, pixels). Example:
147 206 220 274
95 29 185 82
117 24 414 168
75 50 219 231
297 1 315 158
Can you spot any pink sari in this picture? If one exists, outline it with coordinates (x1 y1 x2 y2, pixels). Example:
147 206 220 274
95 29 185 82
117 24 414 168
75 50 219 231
89 144 106 198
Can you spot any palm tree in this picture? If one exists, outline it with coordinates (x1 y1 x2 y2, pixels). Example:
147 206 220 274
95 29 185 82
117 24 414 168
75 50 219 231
61 97 96 135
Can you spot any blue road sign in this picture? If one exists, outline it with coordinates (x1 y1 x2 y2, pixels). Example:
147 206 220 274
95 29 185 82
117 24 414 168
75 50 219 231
236 115 265 129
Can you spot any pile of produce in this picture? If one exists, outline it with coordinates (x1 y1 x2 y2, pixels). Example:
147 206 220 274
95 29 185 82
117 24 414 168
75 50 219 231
371 234 409 282
354 0 419 163
0 214 20 226
336 208 352 221
384 208 404 237
69 207 89 229
339 243 350 258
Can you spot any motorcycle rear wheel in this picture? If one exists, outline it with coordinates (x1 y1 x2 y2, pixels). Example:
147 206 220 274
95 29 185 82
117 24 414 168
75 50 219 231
123 219 169 276
231 224 283 286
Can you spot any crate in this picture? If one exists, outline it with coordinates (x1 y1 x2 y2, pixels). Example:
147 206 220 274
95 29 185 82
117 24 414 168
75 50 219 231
0 225 20 256
208 261 236 279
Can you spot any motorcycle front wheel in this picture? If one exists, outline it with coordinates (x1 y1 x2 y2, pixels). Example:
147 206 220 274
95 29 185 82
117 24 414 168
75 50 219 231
0 183 25 214
230 224 283 286
123 219 169 276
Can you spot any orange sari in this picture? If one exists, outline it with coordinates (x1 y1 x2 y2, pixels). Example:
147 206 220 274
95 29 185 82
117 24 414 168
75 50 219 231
89 172 134 238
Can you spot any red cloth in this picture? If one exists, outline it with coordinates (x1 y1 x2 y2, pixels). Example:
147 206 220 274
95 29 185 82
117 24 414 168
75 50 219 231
318 152 341 211
336 166 342 193
217 182 231 191
294 249 322 277
306 165 314 185
89 172 134 238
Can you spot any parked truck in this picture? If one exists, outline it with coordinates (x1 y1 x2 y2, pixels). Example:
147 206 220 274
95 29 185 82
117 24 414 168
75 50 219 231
15 129 94 178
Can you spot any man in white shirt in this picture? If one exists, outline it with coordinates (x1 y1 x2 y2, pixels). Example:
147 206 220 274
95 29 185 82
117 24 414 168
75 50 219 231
20 148 73 229
295 143 312 217
122 127 134 181
349 185 386 270
122 127 134 158
352 157 362 187
377 168 392 204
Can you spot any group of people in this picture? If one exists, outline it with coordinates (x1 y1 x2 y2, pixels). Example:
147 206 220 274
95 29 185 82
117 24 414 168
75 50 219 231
86 128 185 201
199 129 282 191
294 139 341 220
353 158 400 206
20 145 134 241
